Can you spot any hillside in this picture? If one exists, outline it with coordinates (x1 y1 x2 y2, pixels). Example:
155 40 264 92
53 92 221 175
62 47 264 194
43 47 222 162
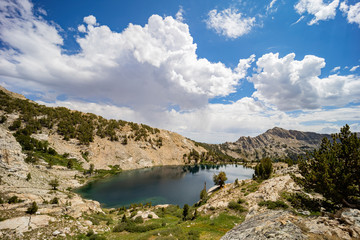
0 86 213 171
218 127 330 161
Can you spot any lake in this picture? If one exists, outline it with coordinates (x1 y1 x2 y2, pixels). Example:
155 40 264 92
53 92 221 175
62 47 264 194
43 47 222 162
76 164 254 208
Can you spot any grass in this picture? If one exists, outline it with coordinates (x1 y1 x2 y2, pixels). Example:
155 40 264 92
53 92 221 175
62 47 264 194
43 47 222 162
90 165 122 180
34 151 84 171
84 207 244 240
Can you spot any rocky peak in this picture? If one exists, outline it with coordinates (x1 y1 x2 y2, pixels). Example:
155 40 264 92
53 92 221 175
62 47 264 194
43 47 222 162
221 127 330 161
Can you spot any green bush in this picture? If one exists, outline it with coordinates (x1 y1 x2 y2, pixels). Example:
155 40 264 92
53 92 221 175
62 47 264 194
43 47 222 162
50 197 59 204
283 192 327 212
258 200 288 210
134 216 144 224
8 196 20 204
228 201 246 212
26 201 38 214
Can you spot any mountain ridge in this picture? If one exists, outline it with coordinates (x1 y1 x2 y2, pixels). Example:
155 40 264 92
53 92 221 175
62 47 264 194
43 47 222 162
218 126 331 161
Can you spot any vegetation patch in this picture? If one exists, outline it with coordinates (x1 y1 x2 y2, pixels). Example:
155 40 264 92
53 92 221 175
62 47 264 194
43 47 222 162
228 200 247 212
258 200 288 210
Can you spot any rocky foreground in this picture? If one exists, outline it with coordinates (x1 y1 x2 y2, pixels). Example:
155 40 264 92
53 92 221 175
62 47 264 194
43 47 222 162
204 165 360 240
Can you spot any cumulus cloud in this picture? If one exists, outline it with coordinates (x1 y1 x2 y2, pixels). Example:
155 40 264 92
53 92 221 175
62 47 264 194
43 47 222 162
295 0 339 25
206 8 255 38
340 1 360 27
0 0 253 111
83 15 97 26
250 52 360 111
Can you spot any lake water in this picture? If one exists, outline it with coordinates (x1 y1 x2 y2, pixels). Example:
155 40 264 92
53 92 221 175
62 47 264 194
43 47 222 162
76 164 254 208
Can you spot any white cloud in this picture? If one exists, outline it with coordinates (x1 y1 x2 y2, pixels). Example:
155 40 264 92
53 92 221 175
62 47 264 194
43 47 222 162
0 0 253 112
295 0 340 25
350 65 360 72
77 24 86 33
331 66 341 72
250 52 360 111
340 2 360 27
83 15 97 26
37 100 143 123
175 6 184 22
206 8 255 38
291 16 305 25
267 0 278 11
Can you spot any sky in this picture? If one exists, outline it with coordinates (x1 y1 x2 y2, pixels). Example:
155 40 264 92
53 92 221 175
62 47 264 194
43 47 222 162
0 0 359 143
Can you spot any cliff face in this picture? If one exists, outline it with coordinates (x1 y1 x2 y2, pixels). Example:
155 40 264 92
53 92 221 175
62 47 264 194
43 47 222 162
219 127 330 161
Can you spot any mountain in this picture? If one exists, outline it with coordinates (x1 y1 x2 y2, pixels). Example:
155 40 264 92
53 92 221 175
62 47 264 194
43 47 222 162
217 127 331 161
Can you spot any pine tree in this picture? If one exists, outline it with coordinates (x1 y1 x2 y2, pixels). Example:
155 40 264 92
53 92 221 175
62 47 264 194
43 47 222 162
182 204 189 221
299 124 360 208
213 171 227 188
200 182 208 202
49 179 59 190
253 157 273 180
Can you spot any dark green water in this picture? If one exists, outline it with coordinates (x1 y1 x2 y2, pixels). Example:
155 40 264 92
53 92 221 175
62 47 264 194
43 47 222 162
76 164 254 208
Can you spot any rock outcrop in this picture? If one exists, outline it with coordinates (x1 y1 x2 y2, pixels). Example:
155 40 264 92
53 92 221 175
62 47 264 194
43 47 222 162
0 126 28 178
221 210 306 240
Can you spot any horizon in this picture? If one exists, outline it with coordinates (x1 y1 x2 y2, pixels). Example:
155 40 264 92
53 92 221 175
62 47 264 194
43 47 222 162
0 0 359 143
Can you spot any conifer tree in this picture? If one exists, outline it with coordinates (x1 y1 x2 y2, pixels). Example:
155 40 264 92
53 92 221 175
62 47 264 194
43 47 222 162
213 171 227 188
299 124 360 208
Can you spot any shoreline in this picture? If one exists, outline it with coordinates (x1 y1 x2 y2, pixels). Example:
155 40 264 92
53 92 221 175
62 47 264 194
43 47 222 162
74 162 254 209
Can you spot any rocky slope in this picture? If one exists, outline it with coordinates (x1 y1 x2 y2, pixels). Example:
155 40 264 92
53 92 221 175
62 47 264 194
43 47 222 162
198 164 360 240
218 127 330 161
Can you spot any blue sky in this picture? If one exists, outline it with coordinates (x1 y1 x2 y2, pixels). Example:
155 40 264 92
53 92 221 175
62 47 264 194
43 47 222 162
0 0 359 143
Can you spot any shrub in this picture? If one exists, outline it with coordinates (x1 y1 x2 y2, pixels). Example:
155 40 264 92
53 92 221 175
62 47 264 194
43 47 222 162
9 119 21 131
134 216 144 224
228 201 246 212
26 173 31 181
8 196 20 204
258 200 288 210
67 159 73 169
283 192 328 212
50 197 59 204
26 201 38 214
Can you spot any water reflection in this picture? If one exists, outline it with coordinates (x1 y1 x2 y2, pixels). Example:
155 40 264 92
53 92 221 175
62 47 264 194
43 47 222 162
76 164 254 208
